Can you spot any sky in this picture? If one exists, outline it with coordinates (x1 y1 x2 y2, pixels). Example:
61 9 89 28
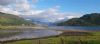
0 0 100 23
34 0 100 13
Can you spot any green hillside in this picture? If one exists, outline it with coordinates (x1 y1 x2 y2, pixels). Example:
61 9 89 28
0 12 34 26
57 13 100 26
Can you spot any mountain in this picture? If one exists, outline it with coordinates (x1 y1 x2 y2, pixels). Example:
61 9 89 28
20 15 55 26
0 12 34 26
57 13 100 26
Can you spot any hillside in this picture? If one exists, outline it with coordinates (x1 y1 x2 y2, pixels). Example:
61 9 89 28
0 12 34 26
57 13 100 26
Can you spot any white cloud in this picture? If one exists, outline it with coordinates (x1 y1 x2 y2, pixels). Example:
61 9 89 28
14 0 31 11
0 0 38 11
28 6 81 22
67 16 77 19
0 0 37 5
0 0 81 23
0 0 38 15
58 18 65 20
0 6 21 15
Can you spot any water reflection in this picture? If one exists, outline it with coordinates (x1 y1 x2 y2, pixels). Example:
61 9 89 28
0 26 100 41
0 29 62 41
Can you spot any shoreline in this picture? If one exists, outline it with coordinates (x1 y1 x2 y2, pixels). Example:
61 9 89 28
0 30 99 43
0 26 100 44
0 35 60 43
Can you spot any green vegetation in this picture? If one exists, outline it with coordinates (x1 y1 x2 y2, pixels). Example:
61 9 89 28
0 26 17 30
0 12 34 26
6 40 33 44
0 32 22 38
3 32 100 44
57 13 100 26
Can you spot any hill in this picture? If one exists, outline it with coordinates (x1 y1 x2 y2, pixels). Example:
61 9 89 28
0 12 34 26
57 13 100 26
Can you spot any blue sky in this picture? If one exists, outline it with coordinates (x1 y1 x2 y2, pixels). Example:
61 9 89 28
32 0 100 14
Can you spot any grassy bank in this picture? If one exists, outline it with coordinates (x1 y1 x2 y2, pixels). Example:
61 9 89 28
3 32 100 44
0 26 43 30
5 36 100 44
0 26 17 30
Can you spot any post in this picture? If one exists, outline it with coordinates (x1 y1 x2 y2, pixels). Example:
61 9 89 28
38 40 41 44
60 37 64 44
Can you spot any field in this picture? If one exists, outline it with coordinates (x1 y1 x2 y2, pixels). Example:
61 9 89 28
2 31 100 44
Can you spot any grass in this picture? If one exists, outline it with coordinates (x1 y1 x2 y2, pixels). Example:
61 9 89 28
4 36 100 44
3 32 100 44
0 26 38 30
0 26 17 30
6 40 33 44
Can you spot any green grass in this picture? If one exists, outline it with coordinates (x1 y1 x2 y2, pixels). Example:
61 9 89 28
4 32 100 44
5 36 100 44
92 32 100 36
0 26 37 30
6 40 33 44
0 26 17 30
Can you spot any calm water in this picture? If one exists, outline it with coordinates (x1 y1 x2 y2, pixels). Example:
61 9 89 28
48 26 100 31
0 26 100 41
0 29 62 41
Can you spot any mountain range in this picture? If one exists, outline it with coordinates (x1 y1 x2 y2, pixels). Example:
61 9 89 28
57 13 100 26
1 12 100 26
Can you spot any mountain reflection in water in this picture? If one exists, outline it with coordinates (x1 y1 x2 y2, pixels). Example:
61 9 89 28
0 29 62 41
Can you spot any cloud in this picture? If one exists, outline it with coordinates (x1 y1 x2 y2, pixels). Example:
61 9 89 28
0 0 32 15
0 0 81 23
0 0 37 11
0 0 37 5
0 5 21 15
0 0 16 5
27 6 81 23
14 0 31 11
